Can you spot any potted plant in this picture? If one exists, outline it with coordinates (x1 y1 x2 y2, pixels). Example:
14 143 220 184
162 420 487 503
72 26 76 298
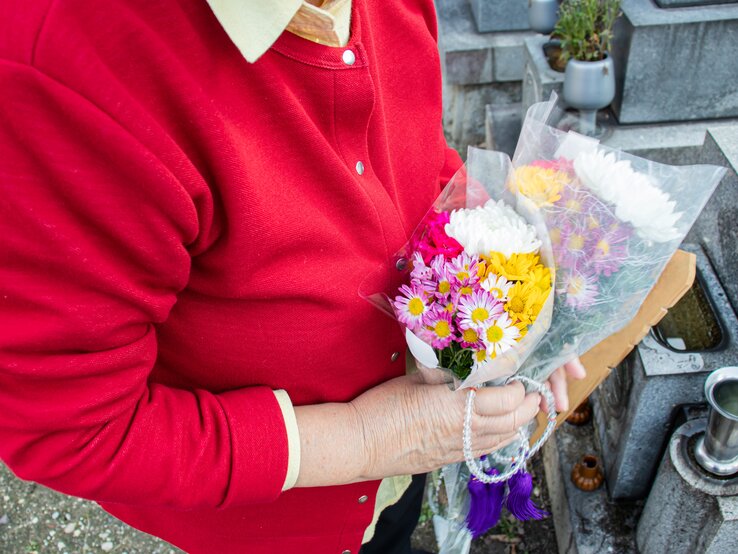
554 0 621 135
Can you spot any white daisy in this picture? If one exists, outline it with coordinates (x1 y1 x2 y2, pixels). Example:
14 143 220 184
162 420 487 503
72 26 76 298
480 273 513 301
481 312 521 357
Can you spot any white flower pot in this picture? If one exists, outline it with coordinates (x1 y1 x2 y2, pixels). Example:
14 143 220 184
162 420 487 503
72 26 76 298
563 55 615 135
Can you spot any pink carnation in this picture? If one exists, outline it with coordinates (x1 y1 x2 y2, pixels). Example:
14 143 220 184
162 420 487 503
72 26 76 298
411 210 464 264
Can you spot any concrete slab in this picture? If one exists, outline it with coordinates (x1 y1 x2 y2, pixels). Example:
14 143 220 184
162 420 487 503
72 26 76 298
691 125 738 314
542 420 641 554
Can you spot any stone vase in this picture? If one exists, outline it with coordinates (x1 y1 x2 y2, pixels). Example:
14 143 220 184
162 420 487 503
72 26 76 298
563 55 615 135
528 0 559 35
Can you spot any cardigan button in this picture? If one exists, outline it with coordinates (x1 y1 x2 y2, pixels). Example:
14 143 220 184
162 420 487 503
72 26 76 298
342 550 352 554
391 352 400 362
395 257 408 271
342 49 356 65
355 161 365 175
358 494 369 504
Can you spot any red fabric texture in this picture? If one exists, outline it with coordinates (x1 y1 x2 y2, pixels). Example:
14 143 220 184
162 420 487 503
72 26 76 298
0 0 463 552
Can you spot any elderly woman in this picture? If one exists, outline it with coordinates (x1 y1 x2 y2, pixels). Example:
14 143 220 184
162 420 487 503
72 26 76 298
0 1 584 553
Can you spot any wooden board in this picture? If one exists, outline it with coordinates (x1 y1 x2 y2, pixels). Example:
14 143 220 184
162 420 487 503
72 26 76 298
530 249 697 444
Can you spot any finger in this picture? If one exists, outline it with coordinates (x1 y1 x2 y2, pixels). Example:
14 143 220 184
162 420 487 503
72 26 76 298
564 357 586 380
489 432 522 453
539 380 552 413
471 432 520 458
478 391 541 435
473 381 526 417
549 367 569 412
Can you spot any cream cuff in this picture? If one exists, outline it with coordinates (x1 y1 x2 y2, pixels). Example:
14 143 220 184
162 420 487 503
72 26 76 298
273 389 301 491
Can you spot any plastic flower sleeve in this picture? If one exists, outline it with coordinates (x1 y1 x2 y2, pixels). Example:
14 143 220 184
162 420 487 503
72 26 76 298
510 94 727 384
427 464 473 554
359 148 555 389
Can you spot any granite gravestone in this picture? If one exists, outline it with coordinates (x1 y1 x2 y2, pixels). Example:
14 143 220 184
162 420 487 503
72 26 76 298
611 0 738 123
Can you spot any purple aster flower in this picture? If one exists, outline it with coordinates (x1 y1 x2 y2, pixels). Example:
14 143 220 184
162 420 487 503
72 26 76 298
585 222 631 277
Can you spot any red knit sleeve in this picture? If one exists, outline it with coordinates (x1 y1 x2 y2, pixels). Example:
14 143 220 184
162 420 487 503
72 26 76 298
0 61 289 508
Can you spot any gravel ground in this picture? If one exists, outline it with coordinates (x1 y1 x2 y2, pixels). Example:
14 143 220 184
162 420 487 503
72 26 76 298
0 463 181 554
2 454 555 554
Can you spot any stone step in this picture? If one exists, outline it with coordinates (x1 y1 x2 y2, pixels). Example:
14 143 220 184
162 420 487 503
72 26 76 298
436 0 536 85
603 116 738 164
487 94 738 166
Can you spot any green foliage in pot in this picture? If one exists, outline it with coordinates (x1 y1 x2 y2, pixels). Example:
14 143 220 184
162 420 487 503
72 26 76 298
553 0 621 62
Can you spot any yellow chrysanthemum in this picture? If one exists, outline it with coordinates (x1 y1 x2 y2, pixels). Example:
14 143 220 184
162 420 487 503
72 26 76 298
510 166 568 207
476 261 487 279
525 264 553 294
505 280 545 325
484 251 540 282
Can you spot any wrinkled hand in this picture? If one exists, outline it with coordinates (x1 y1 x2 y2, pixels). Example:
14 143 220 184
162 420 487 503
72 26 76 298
348 372 540 481
543 358 587 413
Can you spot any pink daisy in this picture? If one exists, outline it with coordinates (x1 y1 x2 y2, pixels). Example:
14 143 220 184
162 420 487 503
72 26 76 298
422 308 455 349
393 284 429 331
458 289 504 330
447 252 480 287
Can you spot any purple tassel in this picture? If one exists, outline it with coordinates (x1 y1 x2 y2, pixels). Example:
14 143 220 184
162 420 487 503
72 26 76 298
505 469 549 521
466 468 505 538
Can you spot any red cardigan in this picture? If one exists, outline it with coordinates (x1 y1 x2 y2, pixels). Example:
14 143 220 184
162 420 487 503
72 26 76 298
0 0 462 552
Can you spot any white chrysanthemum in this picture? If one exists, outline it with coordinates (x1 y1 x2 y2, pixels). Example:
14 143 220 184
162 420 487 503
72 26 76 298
573 150 630 204
445 199 541 257
573 150 682 243
615 183 682 242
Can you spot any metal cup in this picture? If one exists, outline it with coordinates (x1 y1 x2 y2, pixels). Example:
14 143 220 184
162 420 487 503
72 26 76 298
695 366 738 476
528 0 559 35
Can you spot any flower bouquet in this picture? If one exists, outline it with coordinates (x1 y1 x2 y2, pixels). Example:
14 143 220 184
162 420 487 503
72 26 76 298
362 95 726 553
